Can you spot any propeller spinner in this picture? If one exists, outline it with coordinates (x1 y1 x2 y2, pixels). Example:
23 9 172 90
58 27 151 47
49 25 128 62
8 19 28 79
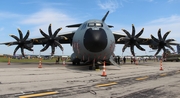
39 24 67 55
118 24 145 56
151 28 175 56
10 29 33 57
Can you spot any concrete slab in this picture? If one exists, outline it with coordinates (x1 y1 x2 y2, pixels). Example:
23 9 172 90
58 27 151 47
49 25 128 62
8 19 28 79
0 61 180 98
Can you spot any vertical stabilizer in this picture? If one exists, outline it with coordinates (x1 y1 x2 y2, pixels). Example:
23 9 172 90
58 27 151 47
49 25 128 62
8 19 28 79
102 11 109 22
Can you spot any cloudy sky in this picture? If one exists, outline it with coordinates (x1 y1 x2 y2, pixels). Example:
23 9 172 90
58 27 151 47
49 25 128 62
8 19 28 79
0 0 180 56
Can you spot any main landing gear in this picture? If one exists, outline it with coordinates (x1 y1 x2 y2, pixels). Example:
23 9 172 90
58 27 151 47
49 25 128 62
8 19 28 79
88 60 99 70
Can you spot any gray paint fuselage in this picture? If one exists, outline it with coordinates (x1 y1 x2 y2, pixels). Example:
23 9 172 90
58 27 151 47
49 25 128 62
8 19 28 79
72 19 115 62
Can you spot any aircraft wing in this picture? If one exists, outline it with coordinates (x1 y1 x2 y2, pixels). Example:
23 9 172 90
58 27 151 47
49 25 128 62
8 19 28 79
32 31 75 45
0 31 75 46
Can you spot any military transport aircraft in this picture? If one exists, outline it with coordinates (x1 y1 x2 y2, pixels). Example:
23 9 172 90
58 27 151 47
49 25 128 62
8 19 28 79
0 11 178 69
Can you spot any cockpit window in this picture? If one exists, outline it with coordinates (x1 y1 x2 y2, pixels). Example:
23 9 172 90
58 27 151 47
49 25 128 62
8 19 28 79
88 23 95 27
96 23 102 27
88 22 103 27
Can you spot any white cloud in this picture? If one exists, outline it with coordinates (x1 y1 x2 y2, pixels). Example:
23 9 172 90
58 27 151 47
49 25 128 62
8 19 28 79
113 15 180 55
142 15 180 39
148 15 180 24
19 8 78 37
0 12 21 18
20 8 75 25
98 0 119 12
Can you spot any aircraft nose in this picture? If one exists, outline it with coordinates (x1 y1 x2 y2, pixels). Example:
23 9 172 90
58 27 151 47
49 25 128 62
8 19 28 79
84 28 107 52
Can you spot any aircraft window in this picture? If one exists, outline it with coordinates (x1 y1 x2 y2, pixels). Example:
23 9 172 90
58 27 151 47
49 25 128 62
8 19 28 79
88 23 95 27
96 23 102 27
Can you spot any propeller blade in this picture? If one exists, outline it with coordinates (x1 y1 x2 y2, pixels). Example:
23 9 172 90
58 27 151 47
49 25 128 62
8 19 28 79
135 42 145 51
10 29 33 57
39 29 49 38
23 30 30 41
158 29 162 40
151 35 159 43
51 44 55 56
18 28 23 40
166 44 175 52
53 28 62 38
40 43 50 52
166 39 175 43
10 35 19 41
21 47 25 57
132 24 135 37
13 45 20 56
155 48 161 56
122 42 129 52
163 31 171 40
48 24 52 36
135 28 144 38
162 47 166 53
122 29 131 38
54 40 64 51
39 24 64 56
130 45 135 56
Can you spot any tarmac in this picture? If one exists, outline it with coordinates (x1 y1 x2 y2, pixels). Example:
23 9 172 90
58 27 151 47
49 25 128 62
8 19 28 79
0 60 180 98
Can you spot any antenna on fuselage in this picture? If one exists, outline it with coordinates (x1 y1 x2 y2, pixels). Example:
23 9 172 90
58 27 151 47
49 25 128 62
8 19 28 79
102 11 109 22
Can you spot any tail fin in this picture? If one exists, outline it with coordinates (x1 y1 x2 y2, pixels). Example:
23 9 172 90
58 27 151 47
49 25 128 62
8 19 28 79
102 11 109 22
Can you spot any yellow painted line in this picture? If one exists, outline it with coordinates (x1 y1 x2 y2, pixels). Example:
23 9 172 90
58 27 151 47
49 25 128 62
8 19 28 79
19 91 58 98
135 76 148 81
95 82 117 87
160 73 167 76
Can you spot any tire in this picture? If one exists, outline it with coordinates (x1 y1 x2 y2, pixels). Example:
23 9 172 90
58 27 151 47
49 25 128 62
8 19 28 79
72 61 76 65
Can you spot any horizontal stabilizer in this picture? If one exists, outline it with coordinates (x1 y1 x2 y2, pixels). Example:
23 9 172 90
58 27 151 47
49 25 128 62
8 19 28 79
66 23 82 28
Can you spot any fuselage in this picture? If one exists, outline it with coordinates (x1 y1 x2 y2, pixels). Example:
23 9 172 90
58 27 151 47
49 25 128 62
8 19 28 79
72 19 115 62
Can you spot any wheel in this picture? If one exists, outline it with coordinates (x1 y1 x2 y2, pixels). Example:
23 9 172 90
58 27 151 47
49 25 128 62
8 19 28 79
77 61 80 65
72 61 76 65
95 65 99 69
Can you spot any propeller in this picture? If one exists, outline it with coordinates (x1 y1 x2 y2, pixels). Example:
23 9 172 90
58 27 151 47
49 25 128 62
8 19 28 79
39 24 67 55
10 29 33 57
117 24 145 56
151 28 175 56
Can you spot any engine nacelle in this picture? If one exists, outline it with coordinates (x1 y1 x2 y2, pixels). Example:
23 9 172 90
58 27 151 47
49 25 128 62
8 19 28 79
26 43 33 48
149 45 158 50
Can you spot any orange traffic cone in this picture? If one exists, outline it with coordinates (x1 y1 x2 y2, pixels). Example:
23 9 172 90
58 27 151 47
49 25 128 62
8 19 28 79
38 58 42 68
8 57 10 65
62 58 66 65
135 59 138 65
160 59 163 71
101 61 107 77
